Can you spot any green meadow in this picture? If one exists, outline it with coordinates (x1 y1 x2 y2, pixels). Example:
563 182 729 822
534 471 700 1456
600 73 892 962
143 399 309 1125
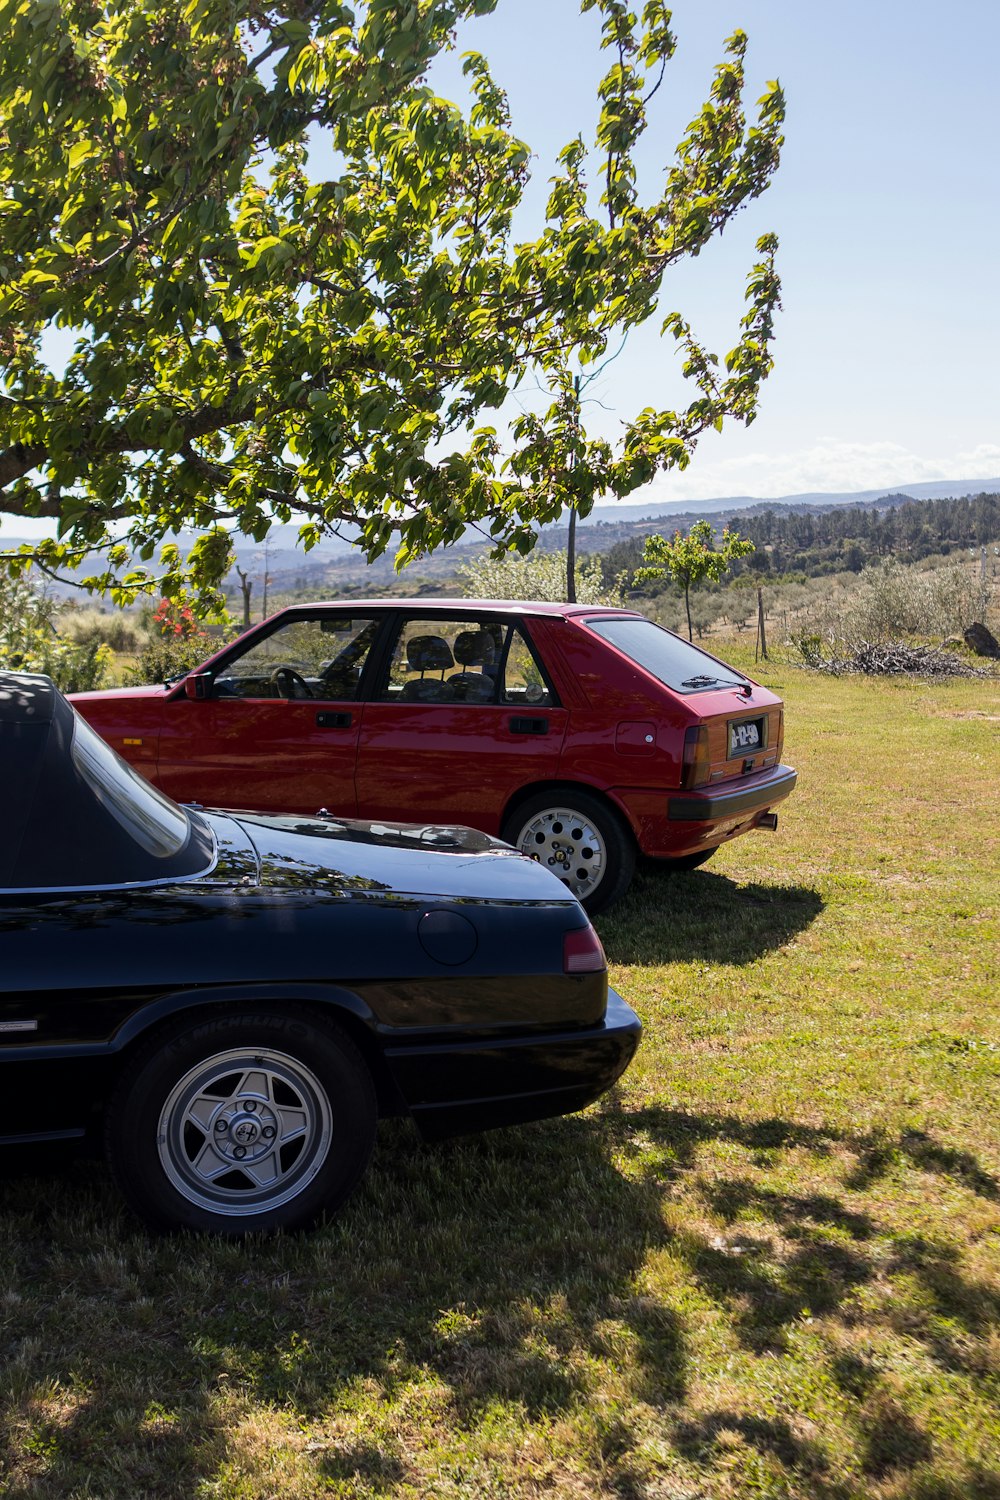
3 653 999 1499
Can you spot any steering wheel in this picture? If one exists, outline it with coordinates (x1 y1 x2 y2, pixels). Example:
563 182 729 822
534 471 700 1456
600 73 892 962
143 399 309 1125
270 666 313 700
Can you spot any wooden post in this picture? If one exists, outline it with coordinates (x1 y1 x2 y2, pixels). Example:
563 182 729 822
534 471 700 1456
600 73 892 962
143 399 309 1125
756 587 768 661
566 507 577 604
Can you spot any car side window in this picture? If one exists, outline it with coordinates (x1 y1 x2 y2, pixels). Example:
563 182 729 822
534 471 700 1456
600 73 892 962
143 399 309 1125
213 617 379 701
376 619 555 707
500 628 553 707
378 619 505 704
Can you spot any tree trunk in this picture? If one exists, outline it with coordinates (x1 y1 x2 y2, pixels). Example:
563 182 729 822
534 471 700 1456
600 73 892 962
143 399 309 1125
235 566 253 631
565 373 581 604
566 507 577 603
684 585 693 641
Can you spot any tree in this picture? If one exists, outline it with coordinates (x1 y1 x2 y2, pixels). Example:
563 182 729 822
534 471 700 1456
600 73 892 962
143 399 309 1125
483 0 785 602
0 0 784 603
635 518 754 639
456 546 624 604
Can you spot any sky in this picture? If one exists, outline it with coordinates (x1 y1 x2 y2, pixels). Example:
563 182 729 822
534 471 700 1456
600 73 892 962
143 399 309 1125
426 0 1000 503
10 0 1000 542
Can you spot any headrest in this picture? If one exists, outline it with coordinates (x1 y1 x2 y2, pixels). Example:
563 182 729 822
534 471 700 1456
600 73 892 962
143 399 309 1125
453 629 497 667
406 635 454 672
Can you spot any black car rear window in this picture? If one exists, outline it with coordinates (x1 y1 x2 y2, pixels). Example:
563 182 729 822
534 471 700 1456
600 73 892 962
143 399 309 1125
71 715 191 859
585 617 751 693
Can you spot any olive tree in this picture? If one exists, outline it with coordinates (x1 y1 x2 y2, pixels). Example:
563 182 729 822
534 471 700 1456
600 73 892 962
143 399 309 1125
0 0 784 602
635 517 755 639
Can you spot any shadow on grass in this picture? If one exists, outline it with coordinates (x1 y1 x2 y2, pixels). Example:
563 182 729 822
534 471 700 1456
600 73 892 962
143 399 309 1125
613 1107 1000 1202
1 1103 999 1497
597 868 824 966
606 1106 1000 1360
673 1408 833 1480
0 1120 682 1497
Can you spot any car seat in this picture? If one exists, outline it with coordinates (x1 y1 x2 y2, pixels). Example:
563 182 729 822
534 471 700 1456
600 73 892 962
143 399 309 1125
449 629 497 703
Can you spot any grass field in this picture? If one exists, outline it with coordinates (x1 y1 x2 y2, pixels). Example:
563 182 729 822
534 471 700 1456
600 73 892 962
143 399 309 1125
2 652 999 1499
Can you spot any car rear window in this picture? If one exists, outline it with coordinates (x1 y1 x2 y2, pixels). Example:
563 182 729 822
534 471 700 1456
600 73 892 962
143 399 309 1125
585 617 751 693
72 714 191 858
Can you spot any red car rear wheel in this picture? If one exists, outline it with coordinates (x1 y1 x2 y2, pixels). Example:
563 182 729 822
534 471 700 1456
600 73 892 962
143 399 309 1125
503 790 635 915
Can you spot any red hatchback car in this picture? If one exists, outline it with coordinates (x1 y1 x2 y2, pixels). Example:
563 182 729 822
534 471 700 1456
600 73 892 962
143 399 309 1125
72 600 796 913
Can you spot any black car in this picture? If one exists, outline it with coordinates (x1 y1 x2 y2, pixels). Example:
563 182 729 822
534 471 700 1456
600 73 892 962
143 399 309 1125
0 672 640 1234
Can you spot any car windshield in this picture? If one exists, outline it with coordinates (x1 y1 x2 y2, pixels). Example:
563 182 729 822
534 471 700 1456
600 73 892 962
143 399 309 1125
584 616 751 693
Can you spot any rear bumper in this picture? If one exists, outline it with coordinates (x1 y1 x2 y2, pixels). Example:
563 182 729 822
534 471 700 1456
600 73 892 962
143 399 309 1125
383 988 641 1141
667 763 798 822
614 764 797 858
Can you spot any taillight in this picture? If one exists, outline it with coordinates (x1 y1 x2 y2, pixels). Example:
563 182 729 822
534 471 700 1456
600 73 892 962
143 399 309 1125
681 725 710 788
776 708 785 759
563 924 606 974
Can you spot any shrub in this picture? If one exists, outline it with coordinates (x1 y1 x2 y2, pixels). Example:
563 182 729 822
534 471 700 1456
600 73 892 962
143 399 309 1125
793 632 826 667
839 558 990 646
0 572 53 655
22 635 114 693
122 636 210 686
0 574 112 692
122 590 238 685
61 606 144 654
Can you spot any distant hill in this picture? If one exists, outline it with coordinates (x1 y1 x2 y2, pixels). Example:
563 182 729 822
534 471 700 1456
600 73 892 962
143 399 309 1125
221 475 1000 584
563 476 1000 529
8 476 1000 598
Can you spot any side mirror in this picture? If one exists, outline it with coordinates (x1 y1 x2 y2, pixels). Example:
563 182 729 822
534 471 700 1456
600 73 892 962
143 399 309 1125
184 673 213 701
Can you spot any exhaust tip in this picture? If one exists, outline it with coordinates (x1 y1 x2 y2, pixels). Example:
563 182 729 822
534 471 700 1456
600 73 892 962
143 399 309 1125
757 812 779 832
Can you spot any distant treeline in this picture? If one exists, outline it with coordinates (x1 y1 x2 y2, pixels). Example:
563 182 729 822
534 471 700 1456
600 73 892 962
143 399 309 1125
599 492 1000 585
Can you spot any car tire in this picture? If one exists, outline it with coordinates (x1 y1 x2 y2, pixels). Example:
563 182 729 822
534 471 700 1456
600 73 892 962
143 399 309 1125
502 790 635 916
106 1007 376 1235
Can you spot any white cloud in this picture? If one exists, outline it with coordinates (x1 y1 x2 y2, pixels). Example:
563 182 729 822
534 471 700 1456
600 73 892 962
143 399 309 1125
628 441 1000 504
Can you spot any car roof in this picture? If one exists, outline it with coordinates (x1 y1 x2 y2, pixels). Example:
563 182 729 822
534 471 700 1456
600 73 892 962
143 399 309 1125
1 674 59 885
0 670 57 725
271 599 639 619
0 671 215 891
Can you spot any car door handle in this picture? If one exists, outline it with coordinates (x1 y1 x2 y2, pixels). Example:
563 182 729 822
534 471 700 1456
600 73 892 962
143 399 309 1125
316 711 353 728
509 716 549 735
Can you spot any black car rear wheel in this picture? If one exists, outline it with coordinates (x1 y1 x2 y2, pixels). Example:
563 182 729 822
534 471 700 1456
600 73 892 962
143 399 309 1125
503 790 635 915
107 1008 376 1234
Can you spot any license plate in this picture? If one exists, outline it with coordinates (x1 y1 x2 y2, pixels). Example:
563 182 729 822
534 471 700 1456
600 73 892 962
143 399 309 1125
728 716 766 758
